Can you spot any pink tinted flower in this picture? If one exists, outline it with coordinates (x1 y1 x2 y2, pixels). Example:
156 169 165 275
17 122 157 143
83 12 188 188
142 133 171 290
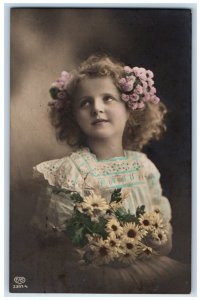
130 93 139 102
135 84 143 95
138 73 147 81
147 78 154 87
138 67 146 75
143 93 150 102
57 90 67 100
149 86 156 95
142 80 148 90
122 81 134 92
150 96 160 104
128 101 138 110
56 79 65 89
124 66 132 73
138 101 145 109
146 70 154 79
132 67 140 77
119 78 126 85
121 94 130 102
126 75 136 83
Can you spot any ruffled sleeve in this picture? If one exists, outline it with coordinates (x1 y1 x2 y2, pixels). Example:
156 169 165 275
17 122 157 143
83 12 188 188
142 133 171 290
31 155 85 236
33 156 84 193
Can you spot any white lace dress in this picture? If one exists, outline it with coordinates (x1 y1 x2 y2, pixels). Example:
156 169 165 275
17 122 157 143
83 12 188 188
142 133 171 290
27 148 190 293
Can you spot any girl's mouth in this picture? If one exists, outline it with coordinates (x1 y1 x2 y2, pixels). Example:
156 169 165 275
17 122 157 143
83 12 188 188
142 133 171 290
92 119 109 125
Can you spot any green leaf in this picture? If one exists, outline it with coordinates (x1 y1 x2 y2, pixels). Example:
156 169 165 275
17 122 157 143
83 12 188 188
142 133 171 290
110 188 122 203
91 217 108 239
72 227 86 246
49 87 59 99
70 192 83 203
136 205 146 218
115 207 136 223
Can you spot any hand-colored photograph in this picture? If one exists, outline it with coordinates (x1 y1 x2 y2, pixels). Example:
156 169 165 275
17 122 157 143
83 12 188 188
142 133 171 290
10 7 192 294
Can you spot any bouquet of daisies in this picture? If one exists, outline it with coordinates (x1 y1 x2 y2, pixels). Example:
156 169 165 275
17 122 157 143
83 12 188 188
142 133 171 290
65 189 169 266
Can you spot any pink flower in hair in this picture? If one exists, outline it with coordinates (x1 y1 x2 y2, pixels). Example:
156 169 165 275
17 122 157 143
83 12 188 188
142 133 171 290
56 79 65 89
124 66 133 73
130 93 139 102
119 78 127 85
132 67 140 77
128 101 138 110
143 93 150 102
138 101 145 109
121 94 130 102
146 70 154 79
121 81 134 92
149 86 157 95
49 70 72 105
57 90 68 100
138 68 147 79
150 95 160 104
147 78 154 87
135 84 143 95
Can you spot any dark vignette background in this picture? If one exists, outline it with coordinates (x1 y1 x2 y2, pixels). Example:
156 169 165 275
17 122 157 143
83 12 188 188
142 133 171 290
10 8 191 292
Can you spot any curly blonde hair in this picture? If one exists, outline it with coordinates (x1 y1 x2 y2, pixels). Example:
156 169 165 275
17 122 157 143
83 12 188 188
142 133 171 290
49 54 167 151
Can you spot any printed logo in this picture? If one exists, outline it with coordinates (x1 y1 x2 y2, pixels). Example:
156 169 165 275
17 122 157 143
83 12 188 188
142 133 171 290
12 276 28 289
14 276 26 284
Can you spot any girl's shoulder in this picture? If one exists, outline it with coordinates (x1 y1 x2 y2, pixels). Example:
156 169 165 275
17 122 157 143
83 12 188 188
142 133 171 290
126 150 160 177
33 149 89 191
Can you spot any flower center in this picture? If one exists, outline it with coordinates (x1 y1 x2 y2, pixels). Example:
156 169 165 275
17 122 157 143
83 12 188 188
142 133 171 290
126 243 134 250
127 229 136 238
143 219 150 226
92 203 99 207
111 225 118 231
99 246 108 257
110 241 116 247
158 233 163 240
144 248 152 255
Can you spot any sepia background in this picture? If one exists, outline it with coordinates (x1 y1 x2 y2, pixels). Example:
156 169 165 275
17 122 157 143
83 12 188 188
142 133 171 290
10 8 191 292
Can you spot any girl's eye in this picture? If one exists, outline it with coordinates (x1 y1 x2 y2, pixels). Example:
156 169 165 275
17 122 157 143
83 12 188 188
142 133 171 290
80 99 91 108
104 95 114 102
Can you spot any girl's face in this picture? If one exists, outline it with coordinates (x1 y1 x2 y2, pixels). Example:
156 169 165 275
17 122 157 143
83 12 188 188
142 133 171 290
73 77 130 142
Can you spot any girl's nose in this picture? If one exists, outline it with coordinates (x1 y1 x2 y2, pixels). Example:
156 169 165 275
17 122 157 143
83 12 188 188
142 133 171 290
91 98 104 115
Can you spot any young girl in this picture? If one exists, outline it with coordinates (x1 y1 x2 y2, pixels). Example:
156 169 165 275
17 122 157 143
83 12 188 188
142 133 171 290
30 54 190 293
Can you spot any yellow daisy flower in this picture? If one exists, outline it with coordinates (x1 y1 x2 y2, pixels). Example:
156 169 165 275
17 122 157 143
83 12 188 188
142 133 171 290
136 243 158 259
106 232 123 257
151 213 166 232
121 238 138 254
151 229 168 245
118 250 137 264
122 222 143 243
89 237 115 265
80 193 109 222
83 193 109 213
106 218 123 237
138 212 155 231
152 205 162 215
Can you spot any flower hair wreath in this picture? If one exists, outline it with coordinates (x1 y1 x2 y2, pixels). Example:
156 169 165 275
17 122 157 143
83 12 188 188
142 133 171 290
49 66 160 111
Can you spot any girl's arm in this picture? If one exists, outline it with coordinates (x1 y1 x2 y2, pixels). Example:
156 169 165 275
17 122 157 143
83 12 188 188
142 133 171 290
145 157 173 255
